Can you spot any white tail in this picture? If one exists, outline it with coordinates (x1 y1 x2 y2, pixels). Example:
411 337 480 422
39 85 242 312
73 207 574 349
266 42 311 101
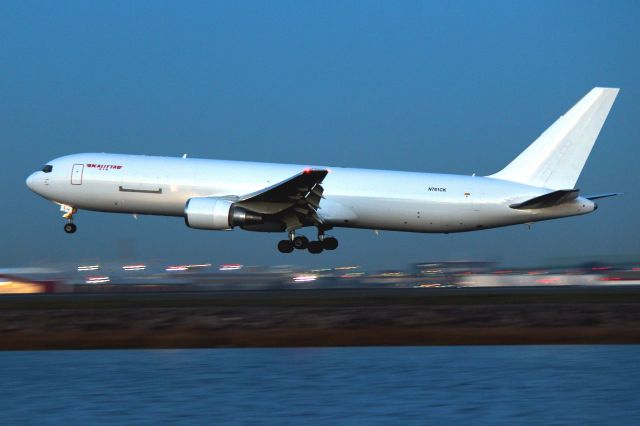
489 87 619 190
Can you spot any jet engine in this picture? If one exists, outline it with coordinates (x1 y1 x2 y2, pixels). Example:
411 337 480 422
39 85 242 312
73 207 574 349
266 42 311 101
184 197 262 230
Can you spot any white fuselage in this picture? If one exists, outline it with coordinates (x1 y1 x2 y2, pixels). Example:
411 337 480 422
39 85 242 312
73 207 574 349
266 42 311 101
26 153 596 233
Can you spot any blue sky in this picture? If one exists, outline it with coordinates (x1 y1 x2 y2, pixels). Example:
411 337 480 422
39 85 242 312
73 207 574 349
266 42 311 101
2 1 639 270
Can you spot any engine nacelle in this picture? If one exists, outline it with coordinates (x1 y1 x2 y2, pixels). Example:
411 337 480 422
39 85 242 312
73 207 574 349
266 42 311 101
184 197 262 230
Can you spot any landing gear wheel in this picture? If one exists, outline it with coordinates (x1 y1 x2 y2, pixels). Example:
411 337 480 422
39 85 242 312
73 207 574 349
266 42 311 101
64 223 77 234
293 236 309 250
322 237 338 250
277 239 294 253
307 241 324 254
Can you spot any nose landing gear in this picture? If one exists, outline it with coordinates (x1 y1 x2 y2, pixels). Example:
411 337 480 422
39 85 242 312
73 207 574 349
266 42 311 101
61 205 77 234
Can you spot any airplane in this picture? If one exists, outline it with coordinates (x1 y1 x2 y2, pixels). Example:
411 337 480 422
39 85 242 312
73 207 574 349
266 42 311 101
26 87 620 254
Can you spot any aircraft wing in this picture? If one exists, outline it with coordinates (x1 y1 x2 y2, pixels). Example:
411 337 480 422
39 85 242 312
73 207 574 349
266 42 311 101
510 189 580 209
236 169 329 228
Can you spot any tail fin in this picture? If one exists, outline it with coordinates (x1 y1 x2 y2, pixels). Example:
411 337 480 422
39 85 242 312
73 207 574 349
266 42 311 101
489 87 619 190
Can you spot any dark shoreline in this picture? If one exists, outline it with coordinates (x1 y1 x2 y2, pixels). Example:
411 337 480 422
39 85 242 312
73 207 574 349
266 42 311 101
2 287 640 350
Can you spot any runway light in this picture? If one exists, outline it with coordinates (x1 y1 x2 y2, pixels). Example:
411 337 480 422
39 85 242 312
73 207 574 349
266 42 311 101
166 265 188 272
78 265 100 271
122 264 146 271
219 264 242 271
381 271 405 277
293 274 317 283
86 276 110 284
340 272 365 279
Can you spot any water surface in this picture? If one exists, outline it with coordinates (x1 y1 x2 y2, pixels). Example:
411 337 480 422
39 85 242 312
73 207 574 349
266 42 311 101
1 346 638 424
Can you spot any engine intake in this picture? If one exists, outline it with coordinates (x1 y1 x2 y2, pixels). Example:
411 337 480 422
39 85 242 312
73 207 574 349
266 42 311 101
184 198 262 230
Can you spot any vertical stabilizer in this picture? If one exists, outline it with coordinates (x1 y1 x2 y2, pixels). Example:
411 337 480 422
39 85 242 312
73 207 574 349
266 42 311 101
489 87 619 189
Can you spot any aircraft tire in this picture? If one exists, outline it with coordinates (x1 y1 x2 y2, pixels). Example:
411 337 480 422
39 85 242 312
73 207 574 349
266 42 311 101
308 241 324 254
322 237 338 250
277 240 294 253
293 236 309 249
64 223 77 234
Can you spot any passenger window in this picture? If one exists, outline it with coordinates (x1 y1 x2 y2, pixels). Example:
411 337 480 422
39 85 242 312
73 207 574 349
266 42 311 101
42 165 53 173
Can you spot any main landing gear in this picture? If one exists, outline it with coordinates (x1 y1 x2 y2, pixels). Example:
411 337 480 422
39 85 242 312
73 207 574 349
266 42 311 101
61 205 78 234
277 230 339 254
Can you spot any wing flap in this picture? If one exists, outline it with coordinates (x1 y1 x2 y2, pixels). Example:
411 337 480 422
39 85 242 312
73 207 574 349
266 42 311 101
236 169 329 230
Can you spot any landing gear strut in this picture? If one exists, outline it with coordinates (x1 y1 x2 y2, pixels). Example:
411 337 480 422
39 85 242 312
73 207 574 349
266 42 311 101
61 205 77 234
277 231 298 253
315 229 338 252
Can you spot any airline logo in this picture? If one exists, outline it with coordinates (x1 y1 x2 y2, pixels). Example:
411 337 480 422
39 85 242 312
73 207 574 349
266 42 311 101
86 163 123 170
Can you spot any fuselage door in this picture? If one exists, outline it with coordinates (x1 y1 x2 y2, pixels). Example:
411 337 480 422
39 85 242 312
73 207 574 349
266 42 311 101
71 164 84 185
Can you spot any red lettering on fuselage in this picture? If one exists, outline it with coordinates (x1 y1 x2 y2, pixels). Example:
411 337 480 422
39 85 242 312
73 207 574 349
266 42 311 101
86 164 123 170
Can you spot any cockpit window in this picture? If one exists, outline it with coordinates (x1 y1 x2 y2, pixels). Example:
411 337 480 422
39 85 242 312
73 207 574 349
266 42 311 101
42 165 53 173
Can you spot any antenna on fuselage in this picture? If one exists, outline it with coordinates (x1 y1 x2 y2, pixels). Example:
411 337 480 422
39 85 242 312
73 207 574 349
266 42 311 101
182 153 188 159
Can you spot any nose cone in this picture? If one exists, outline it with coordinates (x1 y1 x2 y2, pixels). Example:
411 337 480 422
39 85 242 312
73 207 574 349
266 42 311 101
26 172 38 192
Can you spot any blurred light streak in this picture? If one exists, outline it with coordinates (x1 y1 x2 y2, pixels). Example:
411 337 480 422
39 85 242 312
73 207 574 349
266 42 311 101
293 274 317 283
122 264 146 271
187 264 212 269
0 280 43 293
166 266 188 271
78 265 100 271
220 264 243 271
86 276 110 284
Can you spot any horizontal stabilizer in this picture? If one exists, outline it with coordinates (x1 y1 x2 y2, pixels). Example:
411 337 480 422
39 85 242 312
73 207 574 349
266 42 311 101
585 192 622 200
510 189 580 210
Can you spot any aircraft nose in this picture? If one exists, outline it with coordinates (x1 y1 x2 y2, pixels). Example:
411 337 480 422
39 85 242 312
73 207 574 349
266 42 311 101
26 172 38 191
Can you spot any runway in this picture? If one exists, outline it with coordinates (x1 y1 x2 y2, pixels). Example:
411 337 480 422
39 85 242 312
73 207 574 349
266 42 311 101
2 286 640 349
